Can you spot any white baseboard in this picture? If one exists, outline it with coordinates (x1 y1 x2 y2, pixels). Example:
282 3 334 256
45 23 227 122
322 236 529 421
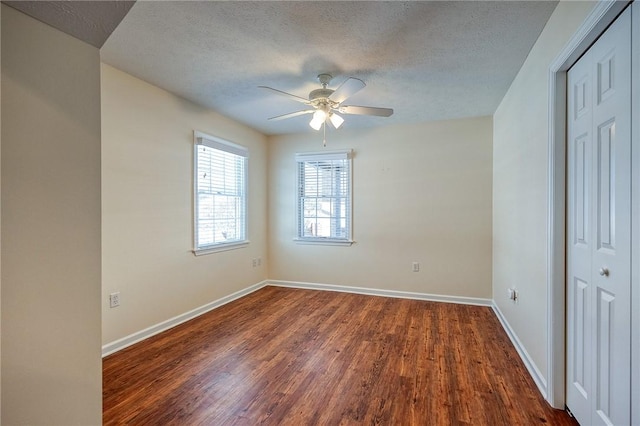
102 275 544 409
271 280 547 400
492 301 548 399
102 280 268 357
267 279 493 306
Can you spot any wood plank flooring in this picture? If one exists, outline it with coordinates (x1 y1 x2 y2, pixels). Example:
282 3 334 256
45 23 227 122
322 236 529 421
103 286 577 425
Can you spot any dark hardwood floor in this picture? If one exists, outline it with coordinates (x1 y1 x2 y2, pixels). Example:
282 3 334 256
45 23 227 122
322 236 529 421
103 286 578 425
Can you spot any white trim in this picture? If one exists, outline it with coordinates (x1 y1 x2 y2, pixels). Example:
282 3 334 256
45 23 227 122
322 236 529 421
492 301 548 399
295 150 351 162
193 240 249 256
270 281 551 393
102 281 268 357
547 0 629 408
102 280 491 358
267 280 493 306
194 130 249 158
293 238 354 246
192 130 249 253
102 277 553 401
296 150 354 242
631 5 640 425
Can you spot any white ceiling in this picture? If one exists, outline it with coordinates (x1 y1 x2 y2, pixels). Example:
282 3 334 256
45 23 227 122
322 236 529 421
100 1 557 135
9 1 559 136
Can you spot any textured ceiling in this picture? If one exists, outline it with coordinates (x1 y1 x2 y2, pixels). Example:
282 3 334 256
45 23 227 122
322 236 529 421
18 1 555 136
101 1 558 135
4 0 135 48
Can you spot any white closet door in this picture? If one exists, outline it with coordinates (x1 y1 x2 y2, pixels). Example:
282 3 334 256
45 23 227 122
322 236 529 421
567 6 631 426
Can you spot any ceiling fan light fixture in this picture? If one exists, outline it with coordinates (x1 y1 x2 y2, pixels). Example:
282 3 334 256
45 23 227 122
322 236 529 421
309 110 326 130
329 112 344 129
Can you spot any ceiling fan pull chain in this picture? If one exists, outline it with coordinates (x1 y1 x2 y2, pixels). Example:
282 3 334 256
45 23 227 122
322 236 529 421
323 121 327 147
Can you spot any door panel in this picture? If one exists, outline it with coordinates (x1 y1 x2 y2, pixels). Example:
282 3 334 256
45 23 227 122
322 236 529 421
572 277 588 398
596 120 615 252
574 134 589 245
596 288 614 424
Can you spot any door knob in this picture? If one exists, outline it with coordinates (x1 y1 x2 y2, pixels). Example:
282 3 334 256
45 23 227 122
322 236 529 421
599 267 610 277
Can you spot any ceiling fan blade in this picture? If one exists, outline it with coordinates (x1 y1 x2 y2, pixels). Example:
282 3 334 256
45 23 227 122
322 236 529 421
268 110 315 121
338 105 394 117
258 86 310 104
329 77 365 103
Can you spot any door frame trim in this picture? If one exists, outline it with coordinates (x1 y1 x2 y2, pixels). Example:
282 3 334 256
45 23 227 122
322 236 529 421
547 0 629 409
631 6 640 426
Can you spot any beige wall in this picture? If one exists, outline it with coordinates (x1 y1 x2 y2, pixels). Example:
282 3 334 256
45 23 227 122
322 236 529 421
269 117 493 298
101 64 268 345
493 0 596 382
1 5 102 425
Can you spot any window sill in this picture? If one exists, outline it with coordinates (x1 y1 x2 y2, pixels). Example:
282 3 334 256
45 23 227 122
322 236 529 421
193 241 249 256
293 238 354 247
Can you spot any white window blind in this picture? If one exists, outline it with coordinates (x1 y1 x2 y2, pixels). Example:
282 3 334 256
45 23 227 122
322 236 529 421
194 132 248 254
296 151 352 244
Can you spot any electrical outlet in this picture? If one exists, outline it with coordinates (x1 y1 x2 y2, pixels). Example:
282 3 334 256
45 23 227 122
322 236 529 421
508 288 519 303
412 262 420 272
257 257 262 267
109 292 120 308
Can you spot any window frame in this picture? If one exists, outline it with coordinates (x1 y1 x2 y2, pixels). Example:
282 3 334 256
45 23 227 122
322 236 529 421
193 130 249 256
295 150 354 246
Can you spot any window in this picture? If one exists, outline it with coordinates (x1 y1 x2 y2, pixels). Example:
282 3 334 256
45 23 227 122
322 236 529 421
296 150 353 245
193 131 248 255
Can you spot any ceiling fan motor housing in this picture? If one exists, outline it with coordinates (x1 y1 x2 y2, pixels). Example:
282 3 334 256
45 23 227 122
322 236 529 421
309 88 334 102
309 73 338 108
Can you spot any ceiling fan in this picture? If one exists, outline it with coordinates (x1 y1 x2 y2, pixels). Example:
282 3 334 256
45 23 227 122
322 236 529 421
259 73 394 131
